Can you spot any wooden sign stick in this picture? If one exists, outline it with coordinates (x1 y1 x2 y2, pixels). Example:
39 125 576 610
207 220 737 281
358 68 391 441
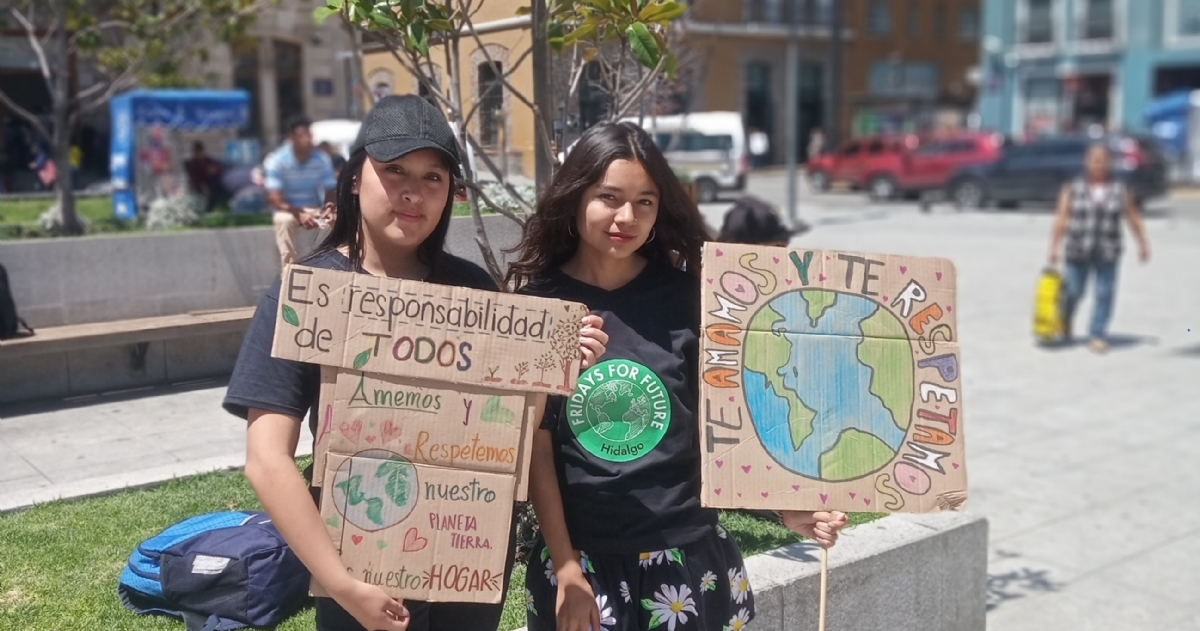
818 548 829 631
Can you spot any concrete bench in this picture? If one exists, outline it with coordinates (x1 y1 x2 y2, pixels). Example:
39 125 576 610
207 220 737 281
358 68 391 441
0 308 256 406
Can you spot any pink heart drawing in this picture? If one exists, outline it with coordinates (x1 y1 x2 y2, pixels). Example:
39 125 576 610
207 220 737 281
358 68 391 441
761 492 770 498
820 493 829 504
402 528 429 552
849 492 857 499
365 435 376 444
946 305 953 312
741 465 752 473
351 535 363 546
864 498 872 506
728 396 736 402
952 463 961 469
737 493 743 498
936 271 943 280
714 488 723 495
935 405 941 410
706 278 714 284
785 278 794 285
818 273 827 282
340 420 362 442
882 295 890 302
772 256 780 264
403 444 413 455
900 265 908 274
715 460 724 468
792 484 801 491
715 249 724 257
766 465 773 470
825 256 831 260
380 420 402 444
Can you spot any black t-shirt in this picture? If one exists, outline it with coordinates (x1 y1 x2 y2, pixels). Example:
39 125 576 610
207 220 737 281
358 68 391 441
519 261 717 554
223 249 498 442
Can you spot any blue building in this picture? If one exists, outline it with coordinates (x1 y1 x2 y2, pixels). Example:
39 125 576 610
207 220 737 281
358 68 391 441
977 0 1200 136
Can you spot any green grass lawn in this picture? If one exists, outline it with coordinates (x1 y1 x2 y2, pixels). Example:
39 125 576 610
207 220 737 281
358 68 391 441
0 462 881 631
0 196 113 225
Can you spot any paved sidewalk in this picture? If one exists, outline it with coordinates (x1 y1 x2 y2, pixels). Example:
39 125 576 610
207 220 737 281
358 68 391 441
0 379 311 512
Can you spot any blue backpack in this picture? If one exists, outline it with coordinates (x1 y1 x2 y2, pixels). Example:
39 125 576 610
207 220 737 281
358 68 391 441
118 511 311 631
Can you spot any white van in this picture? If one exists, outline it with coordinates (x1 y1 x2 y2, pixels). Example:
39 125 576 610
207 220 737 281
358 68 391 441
624 112 748 203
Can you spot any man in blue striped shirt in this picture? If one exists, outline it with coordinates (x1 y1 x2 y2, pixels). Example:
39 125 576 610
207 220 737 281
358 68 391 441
264 117 337 266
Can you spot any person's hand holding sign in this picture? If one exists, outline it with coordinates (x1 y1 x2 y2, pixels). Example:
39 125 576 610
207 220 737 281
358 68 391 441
779 511 849 548
330 577 410 630
578 314 608 370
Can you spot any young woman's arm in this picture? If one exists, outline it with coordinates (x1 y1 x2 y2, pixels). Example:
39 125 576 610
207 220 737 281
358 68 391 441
245 409 408 631
1122 189 1151 262
528 428 601 631
1048 184 1073 264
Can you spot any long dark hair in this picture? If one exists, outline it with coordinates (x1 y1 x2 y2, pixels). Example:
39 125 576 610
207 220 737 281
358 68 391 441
309 149 456 274
505 122 707 287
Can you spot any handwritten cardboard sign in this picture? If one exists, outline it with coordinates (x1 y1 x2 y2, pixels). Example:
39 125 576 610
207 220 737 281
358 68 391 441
270 265 581 603
699 243 966 514
272 265 590 393
319 452 515 604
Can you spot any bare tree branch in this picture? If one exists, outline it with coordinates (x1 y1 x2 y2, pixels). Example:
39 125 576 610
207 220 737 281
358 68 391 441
459 179 527 226
463 132 536 215
461 45 532 127
67 19 133 46
8 7 55 90
0 89 48 140
613 54 667 121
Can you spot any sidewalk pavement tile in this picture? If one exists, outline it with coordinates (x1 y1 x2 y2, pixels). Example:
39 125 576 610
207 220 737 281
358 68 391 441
985 573 1191 631
1094 529 1200 607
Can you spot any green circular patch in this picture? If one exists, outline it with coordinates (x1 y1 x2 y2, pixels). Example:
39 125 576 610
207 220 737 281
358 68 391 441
566 359 671 462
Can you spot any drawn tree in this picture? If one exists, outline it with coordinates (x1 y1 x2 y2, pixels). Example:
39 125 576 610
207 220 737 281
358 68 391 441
485 365 502 383
550 320 581 392
512 361 531 385
533 352 557 389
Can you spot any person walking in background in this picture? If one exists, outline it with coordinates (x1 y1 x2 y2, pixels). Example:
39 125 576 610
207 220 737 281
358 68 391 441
806 127 825 163
30 141 56 191
1048 142 1151 354
748 127 770 168
264 116 337 266
185 141 225 212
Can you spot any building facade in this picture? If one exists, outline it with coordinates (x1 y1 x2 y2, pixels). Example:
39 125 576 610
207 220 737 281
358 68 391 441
680 0 981 163
977 0 1200 136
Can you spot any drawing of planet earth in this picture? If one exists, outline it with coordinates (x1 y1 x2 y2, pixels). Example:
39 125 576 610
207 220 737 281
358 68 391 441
330 449 418 532
742 289 914 481
586 379 652 441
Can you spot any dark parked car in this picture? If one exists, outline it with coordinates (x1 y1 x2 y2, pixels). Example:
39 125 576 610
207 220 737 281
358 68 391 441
947 134 1168 210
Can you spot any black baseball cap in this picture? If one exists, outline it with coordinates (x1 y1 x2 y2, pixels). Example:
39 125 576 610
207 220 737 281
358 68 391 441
352 95 462 177
717 196 804 244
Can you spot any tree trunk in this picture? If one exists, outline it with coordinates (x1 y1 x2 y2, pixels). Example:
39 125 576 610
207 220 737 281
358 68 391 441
531 0 554 192
52 0 82 234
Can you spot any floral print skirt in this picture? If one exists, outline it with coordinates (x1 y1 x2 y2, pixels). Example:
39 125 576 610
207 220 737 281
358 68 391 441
524 524 755 631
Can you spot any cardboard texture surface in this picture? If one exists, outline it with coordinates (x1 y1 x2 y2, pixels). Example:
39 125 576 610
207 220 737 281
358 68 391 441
319 452 514 604
272 265 590 393
699 244 966 514
270 265 586 602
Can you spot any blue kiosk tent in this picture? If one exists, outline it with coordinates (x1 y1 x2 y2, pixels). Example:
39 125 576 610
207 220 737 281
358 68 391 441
1142 90 1200 183
110 89 250 219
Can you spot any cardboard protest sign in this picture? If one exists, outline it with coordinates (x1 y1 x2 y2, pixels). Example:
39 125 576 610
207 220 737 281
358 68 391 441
699 243 966 514
272 265 590 393
318 452 515 604
271 265 586 603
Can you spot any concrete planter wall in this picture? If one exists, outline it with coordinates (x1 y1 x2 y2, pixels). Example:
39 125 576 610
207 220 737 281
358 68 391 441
0 214 524 329
0 215 525 405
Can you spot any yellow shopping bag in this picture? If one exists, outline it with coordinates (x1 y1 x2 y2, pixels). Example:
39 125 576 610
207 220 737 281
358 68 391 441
1033 267 1064 344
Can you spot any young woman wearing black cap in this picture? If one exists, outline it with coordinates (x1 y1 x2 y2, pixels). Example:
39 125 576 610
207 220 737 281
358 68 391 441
223 95 607 631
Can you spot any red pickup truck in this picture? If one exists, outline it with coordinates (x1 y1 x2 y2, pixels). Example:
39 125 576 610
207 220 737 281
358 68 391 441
809 132 1004 200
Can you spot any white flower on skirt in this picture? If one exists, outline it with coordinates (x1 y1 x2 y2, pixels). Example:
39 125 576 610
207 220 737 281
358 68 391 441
596 593 617 630
620 580 632 603
545 558 558 587
639 550 667 568
724 607 752 631
728 568 750 604
524 588 538 616
699 570 718 593
580 550 596 574
716 524 728 539
642 583 698 631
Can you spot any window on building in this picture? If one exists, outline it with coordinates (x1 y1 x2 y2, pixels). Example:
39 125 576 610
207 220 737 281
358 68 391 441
1083 0 1114 39
477 61 503 147
868 61 939 96
934 3 948 40
232 39 262 139
959 5 980 40
745 0 783 22
273 40 304 132
1023 0 1054 44
907 3 921 38
1175 0 1200 38
745 61 773 156
869 0 892 35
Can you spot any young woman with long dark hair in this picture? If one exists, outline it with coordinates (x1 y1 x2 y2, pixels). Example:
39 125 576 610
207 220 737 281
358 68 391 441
508 122 847 631
223 95 606 631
